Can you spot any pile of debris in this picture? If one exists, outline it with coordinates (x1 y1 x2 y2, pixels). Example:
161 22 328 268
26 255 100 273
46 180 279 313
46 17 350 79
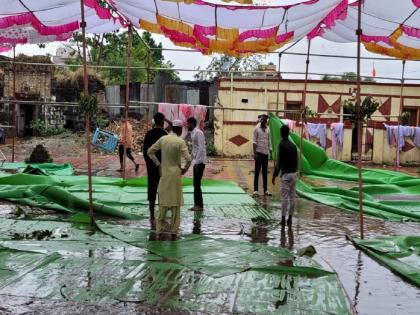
107 118 150 152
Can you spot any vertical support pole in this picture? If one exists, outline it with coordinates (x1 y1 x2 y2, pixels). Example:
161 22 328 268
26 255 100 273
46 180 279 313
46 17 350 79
80 0 94 226
395 60 406 171
298 40 311 177
276 53 281 115
146 49 151 126
11 46 16 162
356 1 364 239
122 26 132 180
230 72 234 108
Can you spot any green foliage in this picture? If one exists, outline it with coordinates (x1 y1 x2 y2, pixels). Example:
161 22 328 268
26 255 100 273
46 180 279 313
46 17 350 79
343 96 380 122
93 115 107 129
304 106 316 118
78 93 98 116
195 55 266 80
25 144 53 163
31 120 65 137
322 72 376 82
207 141 217 157
401 111 410 125
68 31 178 84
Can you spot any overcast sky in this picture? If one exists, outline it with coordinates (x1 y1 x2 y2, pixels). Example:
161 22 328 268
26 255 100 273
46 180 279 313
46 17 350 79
4 30 420 84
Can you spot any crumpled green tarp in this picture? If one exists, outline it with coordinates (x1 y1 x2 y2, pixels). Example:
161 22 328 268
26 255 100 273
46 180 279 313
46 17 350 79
269 114 420 221
350 235 420 287
96 221 331 278
0 172 270 220
0 218 352 314
0 162 74 176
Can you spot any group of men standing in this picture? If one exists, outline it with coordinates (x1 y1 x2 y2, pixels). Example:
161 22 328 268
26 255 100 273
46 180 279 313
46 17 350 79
253 114 298 225
119 111 298 240
142 114 207 240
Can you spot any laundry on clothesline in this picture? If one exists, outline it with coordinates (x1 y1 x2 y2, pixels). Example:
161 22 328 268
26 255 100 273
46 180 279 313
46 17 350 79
158 103 208 135
305 123 327 148
413 127 420 148
330 122 344 159
384 124 417 151
280 119 297 131
158 103 179 129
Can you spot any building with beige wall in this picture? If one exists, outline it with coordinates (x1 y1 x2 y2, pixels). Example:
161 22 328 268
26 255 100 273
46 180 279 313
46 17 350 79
214 77 420 165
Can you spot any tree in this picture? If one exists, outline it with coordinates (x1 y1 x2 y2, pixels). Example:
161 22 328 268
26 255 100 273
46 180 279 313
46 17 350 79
321 74 340 80
321 72 376 82
194 55 266 80
66 30 178 84
343 95 380 122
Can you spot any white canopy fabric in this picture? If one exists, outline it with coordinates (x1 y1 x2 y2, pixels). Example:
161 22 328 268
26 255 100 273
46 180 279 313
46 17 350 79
321 0 420 59
0 0 420 59
0 0 123 52
114 0 346 55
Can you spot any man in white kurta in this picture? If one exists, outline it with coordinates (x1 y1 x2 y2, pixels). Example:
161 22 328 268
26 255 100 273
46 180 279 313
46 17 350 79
147 120 191 239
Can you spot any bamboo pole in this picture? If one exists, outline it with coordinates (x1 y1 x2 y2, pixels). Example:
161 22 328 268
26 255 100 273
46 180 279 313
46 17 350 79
146 49 151 126
276 53 281 115
11 46 16 162
395 60 406 171
298 40 311 177
122 26 132 180
356 1 364 239
79 0 94 226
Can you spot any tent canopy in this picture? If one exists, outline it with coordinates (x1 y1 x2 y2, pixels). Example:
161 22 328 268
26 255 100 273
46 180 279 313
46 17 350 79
1 0 420 58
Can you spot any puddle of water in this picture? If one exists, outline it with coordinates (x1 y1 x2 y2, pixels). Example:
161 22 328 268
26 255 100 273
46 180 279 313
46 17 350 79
1 194 420 314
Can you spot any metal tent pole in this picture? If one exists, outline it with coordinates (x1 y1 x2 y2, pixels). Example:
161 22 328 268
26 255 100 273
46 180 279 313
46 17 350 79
11 46 16 162
122 26 132 180
79 0 94 226
276 53 282 115
146 49 151 126
298 40 311 177
395 60 406 171
356 1 364 239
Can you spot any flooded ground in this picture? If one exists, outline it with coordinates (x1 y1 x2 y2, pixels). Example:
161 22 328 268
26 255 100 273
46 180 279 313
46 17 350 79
0 138 419 314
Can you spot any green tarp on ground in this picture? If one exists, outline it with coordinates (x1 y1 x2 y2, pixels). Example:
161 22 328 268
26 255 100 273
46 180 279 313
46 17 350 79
0 172 270 220
269 114 420 222
0 162 74 176
96 221 331 278
0 218 352 314
350 235 420 288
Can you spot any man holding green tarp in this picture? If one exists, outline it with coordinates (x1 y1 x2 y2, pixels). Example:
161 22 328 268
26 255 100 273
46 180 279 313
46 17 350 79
148 120 192 240
272 125 298 225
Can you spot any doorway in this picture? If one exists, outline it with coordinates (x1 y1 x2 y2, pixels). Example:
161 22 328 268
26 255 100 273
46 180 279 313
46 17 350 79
23 105 35 136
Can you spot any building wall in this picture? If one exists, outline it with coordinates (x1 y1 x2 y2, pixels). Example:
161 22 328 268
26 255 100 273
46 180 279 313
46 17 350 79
3 70 53 136
4 71 52 100
215 78 420 164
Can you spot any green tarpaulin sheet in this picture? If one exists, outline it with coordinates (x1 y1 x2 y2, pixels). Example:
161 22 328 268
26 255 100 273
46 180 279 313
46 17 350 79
269 114 420 222
0 218 352 314
0 162 74 176
350 235 420 288
0 172 270 220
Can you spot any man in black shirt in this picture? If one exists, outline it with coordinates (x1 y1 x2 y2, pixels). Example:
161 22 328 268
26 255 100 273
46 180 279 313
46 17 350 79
143 112 167 227
272 125 298 225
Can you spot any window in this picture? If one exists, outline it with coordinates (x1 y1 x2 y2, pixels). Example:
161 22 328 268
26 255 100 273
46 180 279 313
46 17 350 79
241 98 248 103
402 107 419 126
285 102 302 121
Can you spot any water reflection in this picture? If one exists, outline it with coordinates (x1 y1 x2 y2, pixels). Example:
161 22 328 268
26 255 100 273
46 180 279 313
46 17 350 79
87 249 93 292
192 211 203 235
280 225 294 250
354 250 363 309
250 223 269 244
